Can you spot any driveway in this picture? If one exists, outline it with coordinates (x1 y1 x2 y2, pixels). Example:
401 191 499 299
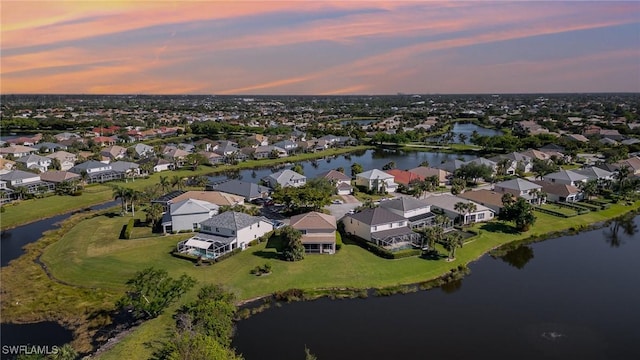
340 194 360 204
326 199 362 220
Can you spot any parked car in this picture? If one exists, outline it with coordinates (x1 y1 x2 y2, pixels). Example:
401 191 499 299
273 221 285 229
332 199 344 204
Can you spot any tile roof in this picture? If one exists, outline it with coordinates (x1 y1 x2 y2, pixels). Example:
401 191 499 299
458 190 505 208
384 169 424 185
532 180 580 197
39 171 81 183
316 169 351 182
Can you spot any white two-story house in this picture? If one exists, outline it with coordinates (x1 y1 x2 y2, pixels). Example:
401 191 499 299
342 207 421 249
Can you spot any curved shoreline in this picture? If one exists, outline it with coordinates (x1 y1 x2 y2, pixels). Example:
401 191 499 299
2 202 638 356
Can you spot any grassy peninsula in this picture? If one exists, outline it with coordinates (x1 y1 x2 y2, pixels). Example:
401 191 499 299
1 200 638 357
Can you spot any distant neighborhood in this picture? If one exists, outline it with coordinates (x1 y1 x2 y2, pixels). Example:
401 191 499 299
1 93 639 261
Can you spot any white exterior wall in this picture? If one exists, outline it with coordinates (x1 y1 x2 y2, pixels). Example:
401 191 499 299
172 211 215 232
10 175 40 186
154 163 172 172
236 220 273 249
60 160 74 171
402 206 431 218
87 165 112 174
343 217 373 241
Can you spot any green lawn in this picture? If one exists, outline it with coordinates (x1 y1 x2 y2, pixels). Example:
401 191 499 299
2 200 638 358
0 185 113 229
538 203 579 217
0 146 371 230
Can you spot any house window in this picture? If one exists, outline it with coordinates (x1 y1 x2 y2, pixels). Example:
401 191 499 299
232 230 235 235
373 226 377 231
216 227 219 232
477 213 485 220
192 223 199 231
301 230 307 234
257 223 260 227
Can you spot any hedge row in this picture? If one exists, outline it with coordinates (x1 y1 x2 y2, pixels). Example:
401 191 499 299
552 201 591 214
123 218 135 239
534 206 574 218
345 234 420 259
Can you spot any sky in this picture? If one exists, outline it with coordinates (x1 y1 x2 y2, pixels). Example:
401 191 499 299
1 1 639 95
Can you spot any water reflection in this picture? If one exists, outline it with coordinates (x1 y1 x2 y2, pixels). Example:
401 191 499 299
603 213 638 248
499 245 535 270
440 279 463 294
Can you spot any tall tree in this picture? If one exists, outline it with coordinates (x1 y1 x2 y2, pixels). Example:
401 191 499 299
117 267 196 320
443 232 464 260
280 226 304 261
112 186 129 214
350 162 363 177
159 175 171 193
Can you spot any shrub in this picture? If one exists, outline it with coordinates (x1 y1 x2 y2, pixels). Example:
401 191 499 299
346 235 394 259
273 288 305 302
335 232 343 251
123 218 135 239
215 248 242 263
0 206 4 213
392 249 421 259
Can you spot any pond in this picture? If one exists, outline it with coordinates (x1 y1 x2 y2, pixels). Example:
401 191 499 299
208 148 476 183
232 215 640 360
428 122 503 144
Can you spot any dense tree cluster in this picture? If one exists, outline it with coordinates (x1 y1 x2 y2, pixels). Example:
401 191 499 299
499 194 537 232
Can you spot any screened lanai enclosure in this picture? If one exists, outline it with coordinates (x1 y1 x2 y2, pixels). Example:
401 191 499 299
177 233 235 259
371 227 423 251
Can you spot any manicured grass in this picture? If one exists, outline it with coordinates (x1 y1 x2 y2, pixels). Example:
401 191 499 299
2 200 638 358
0 184 113 230
538 203 579 216
0 146 370 229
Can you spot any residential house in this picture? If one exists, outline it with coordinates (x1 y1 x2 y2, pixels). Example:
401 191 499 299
16 154 52 173
0 145 37 159
543 169 589 187
342 207 421 249
0 170 53 194
54 132 81 142
532 180 582 203
139 157 173 173
100 145 127 161
433 159 466 174
379 197 438 229
246 134 269 147
39 170 81 184
249 145 288 160
599 129 624 141
354 169 397 193
384 169 425 187
169 191 245 207
161 198 219 233
263 169 306 188
273 140 298 154
493 178 544 204
130 143 154 158
466 157 498 174
423 194 494 225
206 179 270 202
46 151 77 171
290 211 337 254
0 158 16 172
194 138 218 152
162 146 189 167
316 169 352 195
70 160 123 183
32 142 66 153
565 134 589 143
458 190 506 214
408 166 451 186
615 156 640 176
198 151 225 165
213 140 240 156
110 161 141 177
176 212 273 259
93 136 117 147
491 152 533 174
520 149 552 162
574 167 614 183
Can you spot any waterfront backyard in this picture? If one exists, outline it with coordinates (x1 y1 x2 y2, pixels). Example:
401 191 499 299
2 199 638 357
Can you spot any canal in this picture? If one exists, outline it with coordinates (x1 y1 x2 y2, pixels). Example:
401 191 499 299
233 215 640 360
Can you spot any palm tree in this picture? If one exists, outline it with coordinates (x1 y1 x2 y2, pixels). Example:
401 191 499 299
171 175 186 190
444 232 464 260
128 188 141 217
145 203 164 229
435 214 450 230
159 175 171 193
112 186 128 214
465 203 477 225
454 202 467 225
579 179 598 201
15 186 29 200
457 133 468 145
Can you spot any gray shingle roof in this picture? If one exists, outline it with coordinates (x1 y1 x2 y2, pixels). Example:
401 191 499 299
544 169 589 182
494 178 541 191
356 169 393 180
0 170 40 181
200 211 265 231
170 198 218 215
574 166 613 180
208 179 270 199
380 197 430 212
345 207 406 226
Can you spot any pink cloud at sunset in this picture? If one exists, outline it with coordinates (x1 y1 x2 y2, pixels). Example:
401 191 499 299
1 1 638 94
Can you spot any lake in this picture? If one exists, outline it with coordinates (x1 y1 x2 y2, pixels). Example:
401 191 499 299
232 215 640 360
428 122 502 144
208 148 476 183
